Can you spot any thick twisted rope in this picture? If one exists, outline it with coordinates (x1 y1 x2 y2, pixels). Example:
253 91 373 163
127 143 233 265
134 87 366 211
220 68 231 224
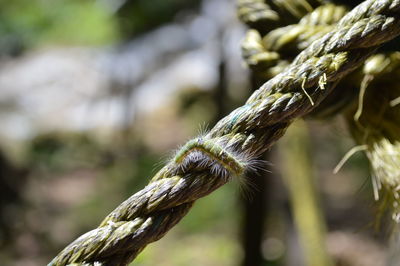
237 0 322 34
49 0 400 265
241 3 348 79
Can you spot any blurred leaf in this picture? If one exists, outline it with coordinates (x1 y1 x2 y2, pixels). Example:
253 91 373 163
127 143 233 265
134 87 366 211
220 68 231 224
0 0 118 54
116 0 200 38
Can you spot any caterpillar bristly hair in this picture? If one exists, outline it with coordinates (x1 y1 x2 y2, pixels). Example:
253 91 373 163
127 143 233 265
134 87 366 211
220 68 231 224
170 136 250 179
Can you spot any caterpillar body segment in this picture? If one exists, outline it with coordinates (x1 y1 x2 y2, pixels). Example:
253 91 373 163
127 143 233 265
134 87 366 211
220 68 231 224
172 137 248 178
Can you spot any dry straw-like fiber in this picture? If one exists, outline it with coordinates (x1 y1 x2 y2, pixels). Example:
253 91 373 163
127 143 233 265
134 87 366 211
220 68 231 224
346 52 400 224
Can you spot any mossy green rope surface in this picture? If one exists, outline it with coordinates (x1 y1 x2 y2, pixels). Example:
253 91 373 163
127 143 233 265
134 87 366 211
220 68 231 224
50 0 400 265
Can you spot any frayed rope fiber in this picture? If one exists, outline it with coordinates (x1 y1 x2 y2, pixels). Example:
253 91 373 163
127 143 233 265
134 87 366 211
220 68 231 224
345 52 400 225
50 0 400 265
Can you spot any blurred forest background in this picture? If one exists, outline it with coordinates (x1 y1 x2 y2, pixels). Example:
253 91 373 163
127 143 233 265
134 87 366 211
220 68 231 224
0 0 392 265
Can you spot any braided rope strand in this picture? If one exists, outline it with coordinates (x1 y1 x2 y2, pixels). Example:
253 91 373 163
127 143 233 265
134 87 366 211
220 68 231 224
49 1 400 265
241 3 348 79
242 3 348 80
237 0 322 33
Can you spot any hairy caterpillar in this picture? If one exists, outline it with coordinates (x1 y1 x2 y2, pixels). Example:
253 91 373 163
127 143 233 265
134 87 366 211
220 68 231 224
171 137 248 179
164 134 269 198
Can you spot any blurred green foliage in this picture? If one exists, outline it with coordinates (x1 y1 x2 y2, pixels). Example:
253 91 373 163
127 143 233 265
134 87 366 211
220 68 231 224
27 133 106 172
0 0 118 54
0 0 203 55
116 0 200 38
